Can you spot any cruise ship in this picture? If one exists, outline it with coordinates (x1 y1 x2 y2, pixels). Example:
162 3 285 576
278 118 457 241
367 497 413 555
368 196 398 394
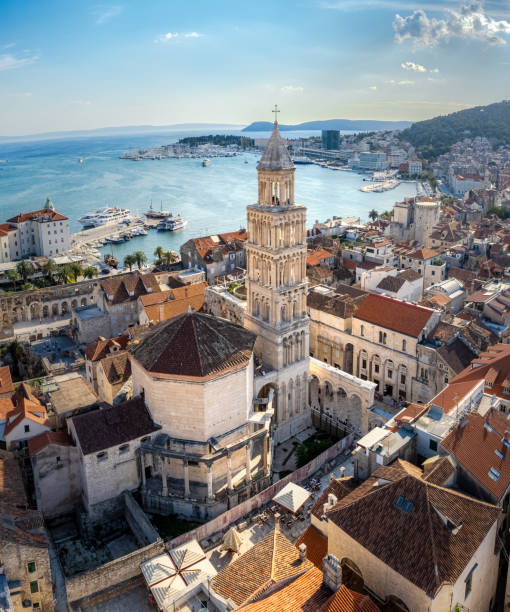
157 214 188 231
78 207 131 228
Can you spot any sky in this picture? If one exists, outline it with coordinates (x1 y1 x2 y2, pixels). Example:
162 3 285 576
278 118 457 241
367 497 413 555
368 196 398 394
1 0 510 136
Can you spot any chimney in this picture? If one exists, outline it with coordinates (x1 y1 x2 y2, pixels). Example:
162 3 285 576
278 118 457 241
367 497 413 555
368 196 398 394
329 473 335 484
340 466 346 478
323 554 342 591
298 543 307 563
328 493 338 509
274 512 281 530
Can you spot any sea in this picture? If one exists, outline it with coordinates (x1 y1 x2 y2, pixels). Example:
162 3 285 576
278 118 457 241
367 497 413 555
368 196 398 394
0 129 418 264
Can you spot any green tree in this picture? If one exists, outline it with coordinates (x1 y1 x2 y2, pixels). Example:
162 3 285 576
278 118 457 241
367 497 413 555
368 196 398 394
368 209 379 222
42 258 56 282
134 251 147 269
163 251 177 268
6 268 20 289
68 262 83 283
16 260 35 283
154 245 165 261
82 265 98 279
56 266 70 285
123 254 136 271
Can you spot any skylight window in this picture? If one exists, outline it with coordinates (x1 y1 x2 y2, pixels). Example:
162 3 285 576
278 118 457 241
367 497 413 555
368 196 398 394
396 496 414 512
484 423 493 433
489 467 501 481
495 449 504 460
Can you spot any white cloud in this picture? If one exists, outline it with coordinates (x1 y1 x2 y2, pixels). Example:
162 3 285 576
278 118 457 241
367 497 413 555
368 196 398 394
281 85 304 93
430 67 440 72
2 43 16 49
369 85 378 90
0 53 38 72
155 32 204 43
94 5 123 25
397 80 414 85
401 61 427 71
394 1 510 47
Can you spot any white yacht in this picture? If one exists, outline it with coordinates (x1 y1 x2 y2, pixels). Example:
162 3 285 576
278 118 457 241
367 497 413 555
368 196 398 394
78 207 131 228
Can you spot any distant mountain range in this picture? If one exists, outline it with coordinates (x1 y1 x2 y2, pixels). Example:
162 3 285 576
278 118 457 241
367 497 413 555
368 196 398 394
242 119 412 132
399 100 510 160
0 123 244 143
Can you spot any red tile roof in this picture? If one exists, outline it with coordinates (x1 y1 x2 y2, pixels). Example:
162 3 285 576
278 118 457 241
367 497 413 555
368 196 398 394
447 343 510 402
327 463 499 597
212 527 314 606
84 335 129 361
6 208 67 223
353 294 435 337
28 431 72 456
408 248 439 260
3 398 49 437
0 366 13 396
191 230 248 262
441 409 510 501
296 525 328 568
140 282 207 323
307 248 335 267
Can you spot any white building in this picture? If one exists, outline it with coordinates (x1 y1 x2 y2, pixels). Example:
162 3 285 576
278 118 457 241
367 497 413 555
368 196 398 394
356 152 387 171
0 199 70 262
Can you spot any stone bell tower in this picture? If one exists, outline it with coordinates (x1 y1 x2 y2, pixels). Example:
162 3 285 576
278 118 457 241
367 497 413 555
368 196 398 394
245 107 310 441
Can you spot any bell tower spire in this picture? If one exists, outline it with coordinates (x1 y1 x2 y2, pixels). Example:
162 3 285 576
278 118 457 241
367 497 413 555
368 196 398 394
257 106 295 207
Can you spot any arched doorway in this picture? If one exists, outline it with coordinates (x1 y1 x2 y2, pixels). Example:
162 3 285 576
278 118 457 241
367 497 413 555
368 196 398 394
257 383 278 424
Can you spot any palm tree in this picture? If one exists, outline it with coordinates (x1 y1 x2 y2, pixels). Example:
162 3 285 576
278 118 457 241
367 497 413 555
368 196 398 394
82 265 98 279
7 268 20 289
42 258 56 282
134 251 147 270
154 245 165 262
68 262 83 283
16 260 35 283
163 251 177 268
123 254 136 272
368 209 378 222
56 267 69 285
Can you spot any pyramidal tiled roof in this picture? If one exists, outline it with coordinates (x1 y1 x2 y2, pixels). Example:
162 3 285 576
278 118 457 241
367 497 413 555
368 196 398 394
129 312 256 378
257 122 294 171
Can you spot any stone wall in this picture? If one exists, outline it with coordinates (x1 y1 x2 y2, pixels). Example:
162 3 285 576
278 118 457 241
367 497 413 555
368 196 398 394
123 492 161 547
65 541 166 606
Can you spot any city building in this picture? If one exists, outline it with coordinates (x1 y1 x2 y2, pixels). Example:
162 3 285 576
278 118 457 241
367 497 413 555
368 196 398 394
387 197 441 245
321 130 340 151
0 449 53 611
326 460 500 612
355 152 387 171
0 199 70 262
180 230 248 284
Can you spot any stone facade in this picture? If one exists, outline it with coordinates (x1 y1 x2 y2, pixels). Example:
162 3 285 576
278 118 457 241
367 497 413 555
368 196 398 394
244 121 311 442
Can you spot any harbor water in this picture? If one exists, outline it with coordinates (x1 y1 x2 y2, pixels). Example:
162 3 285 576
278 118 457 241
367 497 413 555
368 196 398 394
0 130 418 264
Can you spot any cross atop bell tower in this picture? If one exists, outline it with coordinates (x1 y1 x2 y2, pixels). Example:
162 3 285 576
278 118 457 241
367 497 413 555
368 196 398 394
272 104 280 124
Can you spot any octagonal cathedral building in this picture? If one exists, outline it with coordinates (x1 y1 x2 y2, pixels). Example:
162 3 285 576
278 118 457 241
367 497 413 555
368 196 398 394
245 119 311 442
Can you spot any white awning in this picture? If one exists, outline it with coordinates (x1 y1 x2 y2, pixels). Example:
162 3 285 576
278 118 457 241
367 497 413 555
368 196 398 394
273 482 311 514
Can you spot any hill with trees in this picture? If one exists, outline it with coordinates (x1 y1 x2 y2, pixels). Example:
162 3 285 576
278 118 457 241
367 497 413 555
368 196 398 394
399 100 510 160
242 119 411 132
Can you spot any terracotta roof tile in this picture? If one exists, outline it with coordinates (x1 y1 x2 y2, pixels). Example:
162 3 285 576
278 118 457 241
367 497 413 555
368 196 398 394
84 335 129 361
422 456 456 486
100 271 160 305
212 527 313 606
307 249 335 267
140 282 207 323
0 366 14 396
408 248 439 260
311 477 357 520
100 351 131 384
296 525 328 569
327 465 499 596
322 584 380 612
441 409 510 501
130 312 255 379
6 208 67 223
188 230 248 262
28 431 72 456
354 294 434 338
